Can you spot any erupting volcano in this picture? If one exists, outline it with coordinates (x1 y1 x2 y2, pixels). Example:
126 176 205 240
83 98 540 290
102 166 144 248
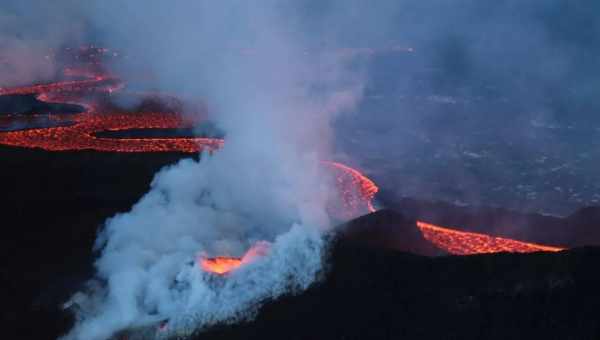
0 55 568 262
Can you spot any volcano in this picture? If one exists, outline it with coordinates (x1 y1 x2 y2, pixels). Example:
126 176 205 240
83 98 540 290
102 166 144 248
3 129 599 339
0 69 567 256
111 209 600 340
191 240 600 340
0 61 573 277
2 48 599 340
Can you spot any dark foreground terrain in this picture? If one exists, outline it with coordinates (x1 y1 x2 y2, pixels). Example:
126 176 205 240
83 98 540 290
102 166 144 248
1 145 600 339
199 242 600 340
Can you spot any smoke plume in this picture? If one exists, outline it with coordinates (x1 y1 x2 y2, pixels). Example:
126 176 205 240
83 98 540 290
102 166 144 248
61 1 364 339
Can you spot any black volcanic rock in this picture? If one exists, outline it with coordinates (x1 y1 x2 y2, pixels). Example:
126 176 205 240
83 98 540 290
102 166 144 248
195 242 600 340
0 146 191 340
2 146 600 339
0 94 84 116
338 208 444 256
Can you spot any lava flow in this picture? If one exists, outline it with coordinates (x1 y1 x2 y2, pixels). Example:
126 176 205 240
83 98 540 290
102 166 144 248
0 52 568 266
416 221 565 255
326 161 378 214
0 70 377 214
0 76 222 153
0 109 223 153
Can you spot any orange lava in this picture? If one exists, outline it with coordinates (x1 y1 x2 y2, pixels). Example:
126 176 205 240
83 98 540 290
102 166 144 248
416 221 565 255
200 257 243 275
0 76 122 97
0 68 378 214
3 58 566 260
0 75 222 153
326 161 378 214
200 241 270 275
0 110 223 153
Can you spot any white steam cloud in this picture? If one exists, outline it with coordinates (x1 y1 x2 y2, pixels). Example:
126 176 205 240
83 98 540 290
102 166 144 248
60 1 364 339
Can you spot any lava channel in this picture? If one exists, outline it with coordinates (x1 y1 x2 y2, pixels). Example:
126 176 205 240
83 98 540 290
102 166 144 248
0 55 567 264
0 70 378 215
416 221 565 255
325 161 378 215
0 75 222 153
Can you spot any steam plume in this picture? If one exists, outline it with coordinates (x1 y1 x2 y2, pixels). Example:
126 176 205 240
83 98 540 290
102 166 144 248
3 0 595 338
63 2 364 339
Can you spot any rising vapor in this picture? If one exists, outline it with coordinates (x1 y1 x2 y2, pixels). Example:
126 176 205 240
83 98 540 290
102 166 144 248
2 0 592 338
61 1 365 339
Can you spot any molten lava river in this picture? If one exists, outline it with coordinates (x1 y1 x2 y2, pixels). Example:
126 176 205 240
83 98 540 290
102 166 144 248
0 65 565 275
416 221 564 255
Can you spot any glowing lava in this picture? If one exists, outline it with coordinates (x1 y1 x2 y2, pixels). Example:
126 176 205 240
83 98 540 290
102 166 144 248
200 241 270 275
0 76 122 97
1 53 567 263
0 69 377 214
0 75 222 153
200 257 243 275
326 161 378 214
416 221 565 255
0 110 223 153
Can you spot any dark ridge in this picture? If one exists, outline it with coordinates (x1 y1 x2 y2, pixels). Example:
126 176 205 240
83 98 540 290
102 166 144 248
567 206 600 224
92 122 224 139
1 144 599 339
0 145 195 339
0 119 76 132
0 94 85 115
338 208 444 256
117 210 600 340
194 243 600 340
100 92 185 113
380 195 600 248
93 128 203 139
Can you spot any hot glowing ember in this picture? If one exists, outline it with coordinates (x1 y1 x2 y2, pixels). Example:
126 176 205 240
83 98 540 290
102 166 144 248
416 221 565 255
200 241 271 275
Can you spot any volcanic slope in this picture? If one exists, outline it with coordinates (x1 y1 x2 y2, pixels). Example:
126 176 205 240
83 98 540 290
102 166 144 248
383 196 600 248
194 223 600 340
